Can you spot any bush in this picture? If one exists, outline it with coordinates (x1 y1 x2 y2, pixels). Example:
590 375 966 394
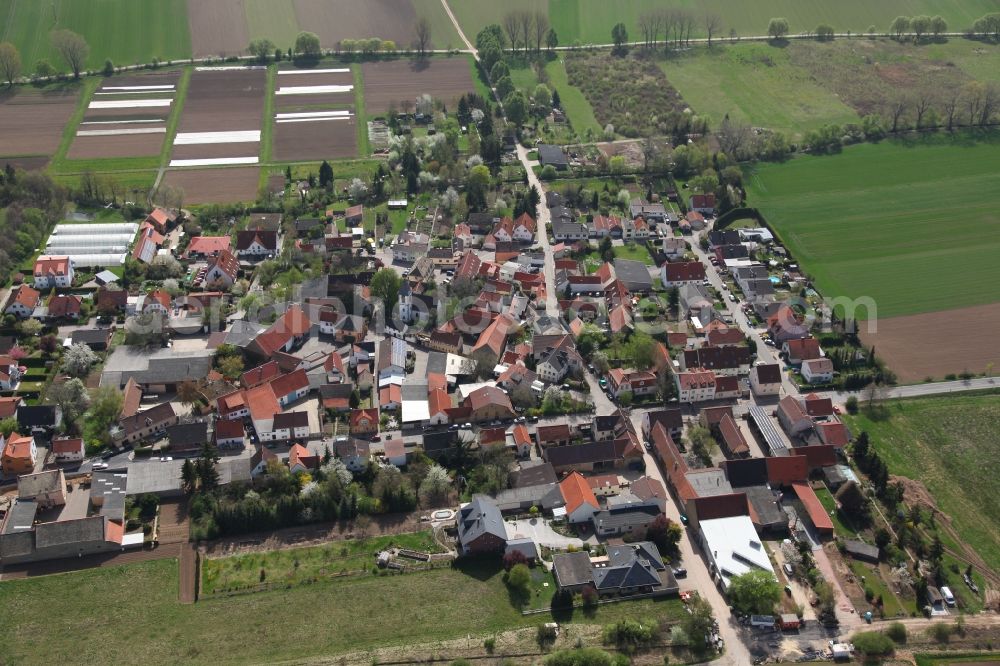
845 395 859 414
484 637 495 654
539 165 558 181
928 622 953 643
885 621 907 643
603 618 656 653
851 631 894 657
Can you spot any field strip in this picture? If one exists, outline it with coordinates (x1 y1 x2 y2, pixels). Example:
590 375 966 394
174 130 262 145
77 128 167 137
102 85 176 91
90 99 173 109
81 119 166 125
277 68 350 75
276 85 354 95
195 66 267 72
275 117 352 124
94 91 175 96
275 110 351 119
169 157 259 167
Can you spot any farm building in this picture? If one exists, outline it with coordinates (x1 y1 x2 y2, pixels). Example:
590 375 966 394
43 222 139 267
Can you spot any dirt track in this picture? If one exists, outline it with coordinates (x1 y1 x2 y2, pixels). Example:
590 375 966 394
361 58 473 113
859 302 1000 382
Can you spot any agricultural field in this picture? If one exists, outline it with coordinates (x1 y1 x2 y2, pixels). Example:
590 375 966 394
67 71 181 160
844 391 1000 577
660 43 859 137
0 84 82 165
0 0 191 71
361 57 475 114
746 133 1000 379
187 0 251 58
452 0 998 46
0 557 684 665
271 66 358 160
161 167 261 204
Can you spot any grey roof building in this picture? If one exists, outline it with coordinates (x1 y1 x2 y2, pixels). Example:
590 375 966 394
537 144 569 170
613 258 654 293
552 550 594 592
457 495 507 554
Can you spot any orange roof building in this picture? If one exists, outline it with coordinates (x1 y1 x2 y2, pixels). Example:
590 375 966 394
559 471 600 523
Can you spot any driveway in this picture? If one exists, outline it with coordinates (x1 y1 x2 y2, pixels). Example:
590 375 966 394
516 144 558 316
505 518 592 549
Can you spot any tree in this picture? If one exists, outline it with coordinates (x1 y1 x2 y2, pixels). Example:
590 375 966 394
490 60 510 81
910 15 931 41
507 562 531 595
0 42 22 86
546 28 559 53
466 163 491 210
704 13 722 46
177 380 201 409
681 595 715 653
62 343 98 378
611 23 629 54
294 31 322 58
48 378 90 428
851 631 894 659
494 75 514 101
34 60 55 79
17 318 42 337
890 16 911 40
502 13 521 54
248 38 275 63
414 17 431 56
845 395 859 414
370 268 403 318
218 355 244 380
646 514 682 556
533 84 552 115
181 459 197 493
418 464 451 506
503 549 529 571
816 24 835 40
318 160 333 188
51 30 89 79
727 570 782 615
767 18 789 40
85 385 123 446
0 417 19 437
505 90 529 126
930 15 948 37
102 58 114 76
533 11 550 52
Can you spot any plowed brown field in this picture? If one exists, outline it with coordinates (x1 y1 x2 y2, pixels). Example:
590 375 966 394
361 58 473 113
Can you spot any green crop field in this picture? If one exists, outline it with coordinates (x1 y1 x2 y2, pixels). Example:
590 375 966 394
0 0 191 71
451 0 996 46
244 0 300 50
0 557 684 665
660 43 859 137
746 133 1000 319
844 391 1000 575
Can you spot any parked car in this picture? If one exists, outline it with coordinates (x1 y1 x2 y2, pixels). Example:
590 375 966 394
672 567 688 578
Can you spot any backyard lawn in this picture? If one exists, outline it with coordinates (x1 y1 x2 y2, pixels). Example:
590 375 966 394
843 391 1000 574
746 132 1000 319
202 531 443 594
0 557 684 665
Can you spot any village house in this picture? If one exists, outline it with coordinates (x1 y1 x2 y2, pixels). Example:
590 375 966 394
203 249 240 289
642 408 683 442
456 495 508 554
235 229 278 258
1 432 37 477
802 357 835 384
560 472 600 524
674 369 717 403
17 469 67 508
689 193 716 216
607 368 658 399
463 386 515 423
113 402 178 445
50 437 85 463
680 345 751 376
185 235 231 259
5 285 41 319
661 261 706 288
749 363 782 397
349 408 378 435
32 256 74 289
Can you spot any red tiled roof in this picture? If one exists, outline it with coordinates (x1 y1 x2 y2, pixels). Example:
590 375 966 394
792 481 834 532
215 418 244 439
512 423 531 446
560 471 599 515
816 421 850 447
0 396 22 419
11 285 40 309
663 261 706 282
428 388 451 416
677 369 715 389
245 383 281 421
766 455 808 486
34 255 70 278
785 337 821 361
242 361 281 388
269 368 309 398
51 437 83 454
804 394 834 417
718 413 749 455
186 235 231 256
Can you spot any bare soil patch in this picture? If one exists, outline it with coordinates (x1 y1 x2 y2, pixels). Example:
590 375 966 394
0 155 49 170
275 71 354 88
82 107 171 122
293 0 418 49
0 87 80 157
274 117 357 160
98 71 180 90
179 68 266 133
162 167 260 204
274 92 355 108
68 132 165 159
858 302 1000 382
188 0 250 58
362 57 474 114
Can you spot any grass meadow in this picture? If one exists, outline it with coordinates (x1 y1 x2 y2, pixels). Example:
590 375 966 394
0 556 684 665
745 132 1000 319
844 391 1000 575
0 0 191 70
660 43 859 137
451 0 997 46
507 57 602 136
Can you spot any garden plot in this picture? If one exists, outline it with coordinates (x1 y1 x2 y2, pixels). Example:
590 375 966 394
362 58 474 114
169 67 266 167
71 72 179 159
274 68 355 107
0 87 81 161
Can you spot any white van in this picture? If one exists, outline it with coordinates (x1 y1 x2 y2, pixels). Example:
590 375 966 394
941 586 956 607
